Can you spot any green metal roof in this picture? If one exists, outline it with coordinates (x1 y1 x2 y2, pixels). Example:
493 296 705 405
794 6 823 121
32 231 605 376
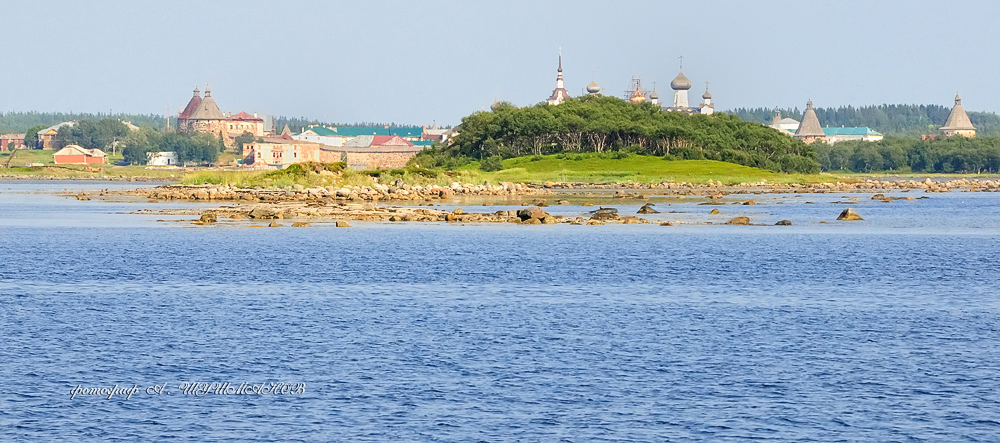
822 127 882 136
299 126 339 136
297 125 425 138
335 127 390 137
389 127 424 138
410 140 435 147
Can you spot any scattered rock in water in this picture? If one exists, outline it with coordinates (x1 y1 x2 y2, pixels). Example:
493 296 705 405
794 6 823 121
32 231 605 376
586 220 604 225
872 193 886 200
524 218 543 225
75 193 91 201
660 221 673 226
637 203 658 214
336 220 351 227
541 216 558 225
589 207 620 221
725 216 751 225
743 200 756 205
452 208 464 215
291 222 311 227
199 213 217 224
621 216 644 224
837 208 864 221
581 202 595 207
268 220 282 227
710 194 724 200
249 207 277 219
775 220 792 226
557 200 570 205
516 206 549 222
710 208 720 215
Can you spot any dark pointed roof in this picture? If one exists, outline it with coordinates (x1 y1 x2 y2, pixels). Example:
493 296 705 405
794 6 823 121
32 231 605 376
941 93 975 131
179 87 202 119
795 100 825 137
190 88 226 120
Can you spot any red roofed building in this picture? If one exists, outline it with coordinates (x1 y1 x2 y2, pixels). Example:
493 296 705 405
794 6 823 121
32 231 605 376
227 111 265 138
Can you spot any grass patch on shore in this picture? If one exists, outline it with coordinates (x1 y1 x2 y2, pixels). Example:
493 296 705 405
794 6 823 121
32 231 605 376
459 154 838 185
176 156 842 189
180 162 481 188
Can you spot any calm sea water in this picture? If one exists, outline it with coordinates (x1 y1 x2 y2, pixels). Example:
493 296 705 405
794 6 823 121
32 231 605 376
2 181 1000 441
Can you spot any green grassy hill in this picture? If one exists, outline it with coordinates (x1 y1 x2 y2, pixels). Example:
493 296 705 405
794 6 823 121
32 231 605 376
463 154 834 185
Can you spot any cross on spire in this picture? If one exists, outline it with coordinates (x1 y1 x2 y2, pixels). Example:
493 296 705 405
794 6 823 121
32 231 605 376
678 55 684 70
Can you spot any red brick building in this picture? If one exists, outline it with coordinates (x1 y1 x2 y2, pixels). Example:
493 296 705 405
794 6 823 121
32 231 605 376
52 145 106 165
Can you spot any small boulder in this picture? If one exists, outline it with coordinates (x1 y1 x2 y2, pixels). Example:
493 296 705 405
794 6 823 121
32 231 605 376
637 203 658 214
871 193 886 200
199 213 217 223
775 220 792 226
268 220 282 227
452 208 464 215
336 220 351 227
709 208 720 215
248 207 276 219
742 200 756 205
516 206 548 221
590 207 620 221
725 216 751 225
291 222 311 227
659 221 673 226
837 208 863 221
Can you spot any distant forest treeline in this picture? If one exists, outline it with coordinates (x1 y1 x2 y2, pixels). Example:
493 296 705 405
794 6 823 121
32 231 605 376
0 112 166 133
0 112 431 135
815 136 1000 174
728 104 1000 137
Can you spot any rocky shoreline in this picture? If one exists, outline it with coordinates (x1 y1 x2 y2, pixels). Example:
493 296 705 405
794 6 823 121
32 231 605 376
108 177 1000 205
116 182 552 202
134 203 661 226
557 177 1000 194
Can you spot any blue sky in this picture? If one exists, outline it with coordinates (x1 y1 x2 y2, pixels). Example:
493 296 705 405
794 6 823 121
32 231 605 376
0 0 995 125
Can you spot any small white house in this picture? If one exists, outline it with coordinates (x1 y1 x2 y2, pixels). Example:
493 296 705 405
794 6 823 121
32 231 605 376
147 151 178 166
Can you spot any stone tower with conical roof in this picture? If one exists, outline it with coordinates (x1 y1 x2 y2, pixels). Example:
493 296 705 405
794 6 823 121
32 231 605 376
940 93 976 137
794 100 826 144
179 85 230 145
546 51 571 105
176 87 202 132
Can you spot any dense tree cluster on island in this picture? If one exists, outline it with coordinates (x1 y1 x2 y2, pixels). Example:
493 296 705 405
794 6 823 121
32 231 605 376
414 95 821 174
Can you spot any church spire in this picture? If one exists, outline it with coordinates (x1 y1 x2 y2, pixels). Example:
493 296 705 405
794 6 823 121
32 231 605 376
547 49 570 105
